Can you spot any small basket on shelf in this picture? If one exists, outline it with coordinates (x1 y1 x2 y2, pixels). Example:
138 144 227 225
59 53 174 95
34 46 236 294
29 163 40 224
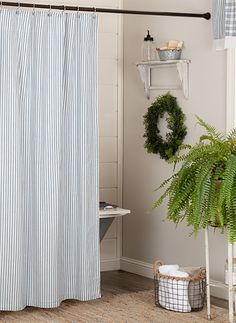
157 40 184 61
157 48 182 61
153 260 206 313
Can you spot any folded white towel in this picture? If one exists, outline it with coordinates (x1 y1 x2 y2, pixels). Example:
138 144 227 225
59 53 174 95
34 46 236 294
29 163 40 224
169 270 189 278
159 265 179 276
181 266 200 277
158 268 191 313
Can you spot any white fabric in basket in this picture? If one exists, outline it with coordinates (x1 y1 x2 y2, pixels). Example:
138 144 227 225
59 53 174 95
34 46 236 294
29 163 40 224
181 267 203 310
158 269 191 313
159 265 179 275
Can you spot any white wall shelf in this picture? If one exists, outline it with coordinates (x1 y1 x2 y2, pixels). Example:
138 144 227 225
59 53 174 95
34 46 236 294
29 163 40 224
137 59 191 100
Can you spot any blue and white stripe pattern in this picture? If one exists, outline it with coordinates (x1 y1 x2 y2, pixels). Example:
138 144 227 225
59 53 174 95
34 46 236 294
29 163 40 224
0 8 100 310
213 0 236 49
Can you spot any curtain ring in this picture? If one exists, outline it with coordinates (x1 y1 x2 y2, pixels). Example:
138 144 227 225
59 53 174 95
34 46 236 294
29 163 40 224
32 3 35 15
48 4 52 16
93 7 96 18
77 5 80 18
63 5 66 14
16 2 20 14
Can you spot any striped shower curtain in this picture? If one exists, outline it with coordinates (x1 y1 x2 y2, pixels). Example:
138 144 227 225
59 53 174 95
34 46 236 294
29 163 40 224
213 0 236 49
0 8 100 310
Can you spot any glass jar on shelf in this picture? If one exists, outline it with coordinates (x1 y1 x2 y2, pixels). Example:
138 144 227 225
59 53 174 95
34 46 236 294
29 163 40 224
141 30 156 61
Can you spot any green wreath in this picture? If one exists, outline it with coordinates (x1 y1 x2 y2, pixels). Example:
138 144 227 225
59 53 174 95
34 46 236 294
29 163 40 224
143 93 187 160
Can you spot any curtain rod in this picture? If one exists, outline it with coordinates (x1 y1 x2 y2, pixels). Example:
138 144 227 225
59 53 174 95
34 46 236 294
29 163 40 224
0 2 211 20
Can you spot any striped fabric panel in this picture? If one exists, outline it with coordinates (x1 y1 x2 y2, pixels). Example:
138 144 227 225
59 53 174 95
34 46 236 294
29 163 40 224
0 8 100 310
225 0 236 36
213 0 236 48
212 0 226 40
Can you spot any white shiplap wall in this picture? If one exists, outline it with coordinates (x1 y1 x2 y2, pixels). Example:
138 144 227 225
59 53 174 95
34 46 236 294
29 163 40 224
98 1 123 271
4 0 123 271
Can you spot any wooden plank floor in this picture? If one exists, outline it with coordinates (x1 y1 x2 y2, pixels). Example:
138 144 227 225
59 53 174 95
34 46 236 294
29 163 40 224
0 270 228 322
102 270 154 294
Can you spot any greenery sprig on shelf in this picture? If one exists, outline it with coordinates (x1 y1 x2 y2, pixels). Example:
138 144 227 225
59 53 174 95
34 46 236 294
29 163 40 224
154 116 236 243
143 93 187 160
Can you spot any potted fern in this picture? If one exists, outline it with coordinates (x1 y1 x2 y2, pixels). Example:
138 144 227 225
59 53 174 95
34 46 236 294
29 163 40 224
154 116 236 242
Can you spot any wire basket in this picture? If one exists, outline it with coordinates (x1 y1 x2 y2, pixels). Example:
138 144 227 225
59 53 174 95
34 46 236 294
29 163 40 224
153 261 206 313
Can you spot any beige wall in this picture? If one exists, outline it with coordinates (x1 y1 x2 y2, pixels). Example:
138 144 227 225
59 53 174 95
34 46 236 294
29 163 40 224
122 0 227 291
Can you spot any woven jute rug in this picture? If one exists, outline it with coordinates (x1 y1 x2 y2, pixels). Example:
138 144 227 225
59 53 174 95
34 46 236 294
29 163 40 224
0 290 228 322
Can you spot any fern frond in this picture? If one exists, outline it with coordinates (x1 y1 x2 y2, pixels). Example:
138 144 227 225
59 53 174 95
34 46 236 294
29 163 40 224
218 154 236 209
191 161 213 232
199 134 222 144
228 128 236 141
154 173 177 192
195 115 224 140
153 187 170 209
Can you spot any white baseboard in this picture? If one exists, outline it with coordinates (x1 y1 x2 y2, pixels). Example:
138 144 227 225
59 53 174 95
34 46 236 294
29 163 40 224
120 257 153 278
210 286 228 300
101 258 120 272
120 257 228 300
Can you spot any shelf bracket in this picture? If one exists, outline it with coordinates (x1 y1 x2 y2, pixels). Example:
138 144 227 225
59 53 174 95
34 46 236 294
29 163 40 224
137 64 151 99
137 59 191 100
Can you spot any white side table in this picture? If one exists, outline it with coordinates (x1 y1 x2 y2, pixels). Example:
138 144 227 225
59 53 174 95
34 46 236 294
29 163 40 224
205 228 235 322
99 208 131 241
99 207 131 218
